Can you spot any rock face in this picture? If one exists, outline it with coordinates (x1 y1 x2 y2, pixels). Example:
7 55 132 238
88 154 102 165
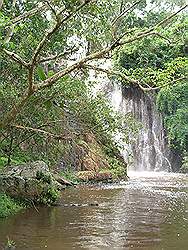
0 161 64 205
57 132 127 180
58 132 110 172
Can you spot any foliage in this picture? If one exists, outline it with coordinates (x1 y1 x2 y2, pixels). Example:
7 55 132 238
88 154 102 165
39 186 60 205
36 170 52 184
157 81 188 151
114 15 187 85
0 193 22 218
102 140 127 178
35 171 60 205
180 154 188 173
108 157 126 178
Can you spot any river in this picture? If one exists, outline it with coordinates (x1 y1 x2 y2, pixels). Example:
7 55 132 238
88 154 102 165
0 171 187 250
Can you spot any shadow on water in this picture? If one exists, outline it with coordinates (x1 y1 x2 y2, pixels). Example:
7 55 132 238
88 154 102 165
0 171 188 250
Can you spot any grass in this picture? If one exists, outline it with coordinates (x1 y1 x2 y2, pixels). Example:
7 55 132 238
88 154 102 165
0 193 23 218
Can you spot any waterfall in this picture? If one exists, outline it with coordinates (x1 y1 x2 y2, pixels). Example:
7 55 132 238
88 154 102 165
109 83 175 172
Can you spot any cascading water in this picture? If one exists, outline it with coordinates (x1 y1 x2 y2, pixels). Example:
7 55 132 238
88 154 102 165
109 82 178 172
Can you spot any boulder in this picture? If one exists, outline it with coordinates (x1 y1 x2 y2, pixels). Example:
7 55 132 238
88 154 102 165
76 170 113 182
0 161 66 205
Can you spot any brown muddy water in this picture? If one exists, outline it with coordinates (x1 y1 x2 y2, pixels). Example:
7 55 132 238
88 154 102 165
0 171 188 250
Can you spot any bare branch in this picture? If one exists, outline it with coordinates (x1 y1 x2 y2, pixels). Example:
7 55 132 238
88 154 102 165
0 0 3 10
115 4 187 47
156 4 188 28
36 46 111 90
28 68 34 92
118 30 157 46
36 31 157 90
44 0 58 20
153 32 172 44
2 49 29 68
4 0 17 43
82 63 144 88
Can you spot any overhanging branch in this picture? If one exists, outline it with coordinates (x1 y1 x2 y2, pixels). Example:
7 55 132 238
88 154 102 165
81 64 188 92
31 0 92 65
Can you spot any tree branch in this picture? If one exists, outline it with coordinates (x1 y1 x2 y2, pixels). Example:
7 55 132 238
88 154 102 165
39 46 79 63
0 0 3 10
2 49 29 68
4 0 17 43
153 32 171 44
112 0 142 26
82 64 145 88
81 64 188 92
31 0 92 66
156 4 188 28
35 30 156 90
12 124 72 140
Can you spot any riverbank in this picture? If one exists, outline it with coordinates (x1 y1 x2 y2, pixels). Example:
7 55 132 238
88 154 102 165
0 160 128 218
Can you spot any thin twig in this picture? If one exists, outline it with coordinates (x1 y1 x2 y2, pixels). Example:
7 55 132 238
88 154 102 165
112 0 142 26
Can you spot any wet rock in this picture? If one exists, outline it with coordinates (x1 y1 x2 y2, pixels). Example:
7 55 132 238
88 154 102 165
62 202 99 207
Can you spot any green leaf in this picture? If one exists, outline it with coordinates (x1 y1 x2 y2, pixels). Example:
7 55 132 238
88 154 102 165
37 66 46 81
